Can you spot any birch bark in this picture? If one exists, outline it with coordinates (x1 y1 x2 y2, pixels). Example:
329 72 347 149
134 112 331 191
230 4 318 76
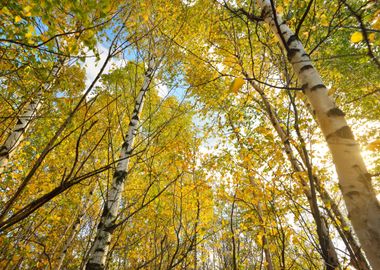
315 178 371 270
85 60 155 270
0 61 65 173
256 0 380 267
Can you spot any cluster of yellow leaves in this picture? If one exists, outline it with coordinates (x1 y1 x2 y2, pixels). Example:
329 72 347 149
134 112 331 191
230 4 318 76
351 31 376 43
351 9 380 44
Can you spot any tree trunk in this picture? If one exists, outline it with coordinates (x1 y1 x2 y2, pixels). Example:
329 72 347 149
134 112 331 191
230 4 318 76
239 64 339 268
256 0 380 268
256 84 339 269
315 178 371 270
0 61 64 173
55 188 95 270
226 115 274 270
230 193 238 270
85 59 155 270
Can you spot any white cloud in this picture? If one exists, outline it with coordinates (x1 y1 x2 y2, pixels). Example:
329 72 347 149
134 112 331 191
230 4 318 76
155 80 170 98
83 43 126 89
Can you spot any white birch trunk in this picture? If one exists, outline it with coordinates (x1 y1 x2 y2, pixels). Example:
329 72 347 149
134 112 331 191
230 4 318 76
0 62 64 173
316 179 371 270
85 60 155 270
256 0 380 268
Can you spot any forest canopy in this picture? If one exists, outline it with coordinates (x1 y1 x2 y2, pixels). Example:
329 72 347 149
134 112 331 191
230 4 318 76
0 0 379 269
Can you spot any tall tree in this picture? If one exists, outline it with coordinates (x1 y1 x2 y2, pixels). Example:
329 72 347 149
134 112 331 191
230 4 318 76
86 56 157 270
0 59 65 172
251 0 380 267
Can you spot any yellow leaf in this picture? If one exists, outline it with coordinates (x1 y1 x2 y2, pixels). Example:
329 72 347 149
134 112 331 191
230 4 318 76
368 33 376 43
230 78 245 93
143 13 149 22
351 32 363 43
269 35 279 44
320 15 329 27
41 35 49 42
328 88 337 96
367 139 380 151
25 25 34 39
23 6 32 13
256 233 263 246
23 6 32 16
243 155 250 163
1 7 11 16
292 236 298 244
14 15 22 23
373 18 380 30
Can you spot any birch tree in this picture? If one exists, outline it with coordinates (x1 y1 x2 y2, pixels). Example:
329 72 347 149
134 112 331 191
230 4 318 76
0 0 121 171
254 1 380 268
86 56 157 270
0 59 66 173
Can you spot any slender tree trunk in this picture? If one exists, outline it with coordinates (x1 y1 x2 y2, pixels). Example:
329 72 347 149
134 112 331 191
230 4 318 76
85 59 155 270
256 201 274 270
192 166 200 270
289 95 370 269
55 188 95 270
289 81 370 270
240 66 339 268
291 95 370 269
226 116 274 270
0 61 64 173
261 235 274 270
0 51 112 225
256 0 380 267
315 178 371 270
257 87 339 269
193 231 197 270
230 193 238 270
